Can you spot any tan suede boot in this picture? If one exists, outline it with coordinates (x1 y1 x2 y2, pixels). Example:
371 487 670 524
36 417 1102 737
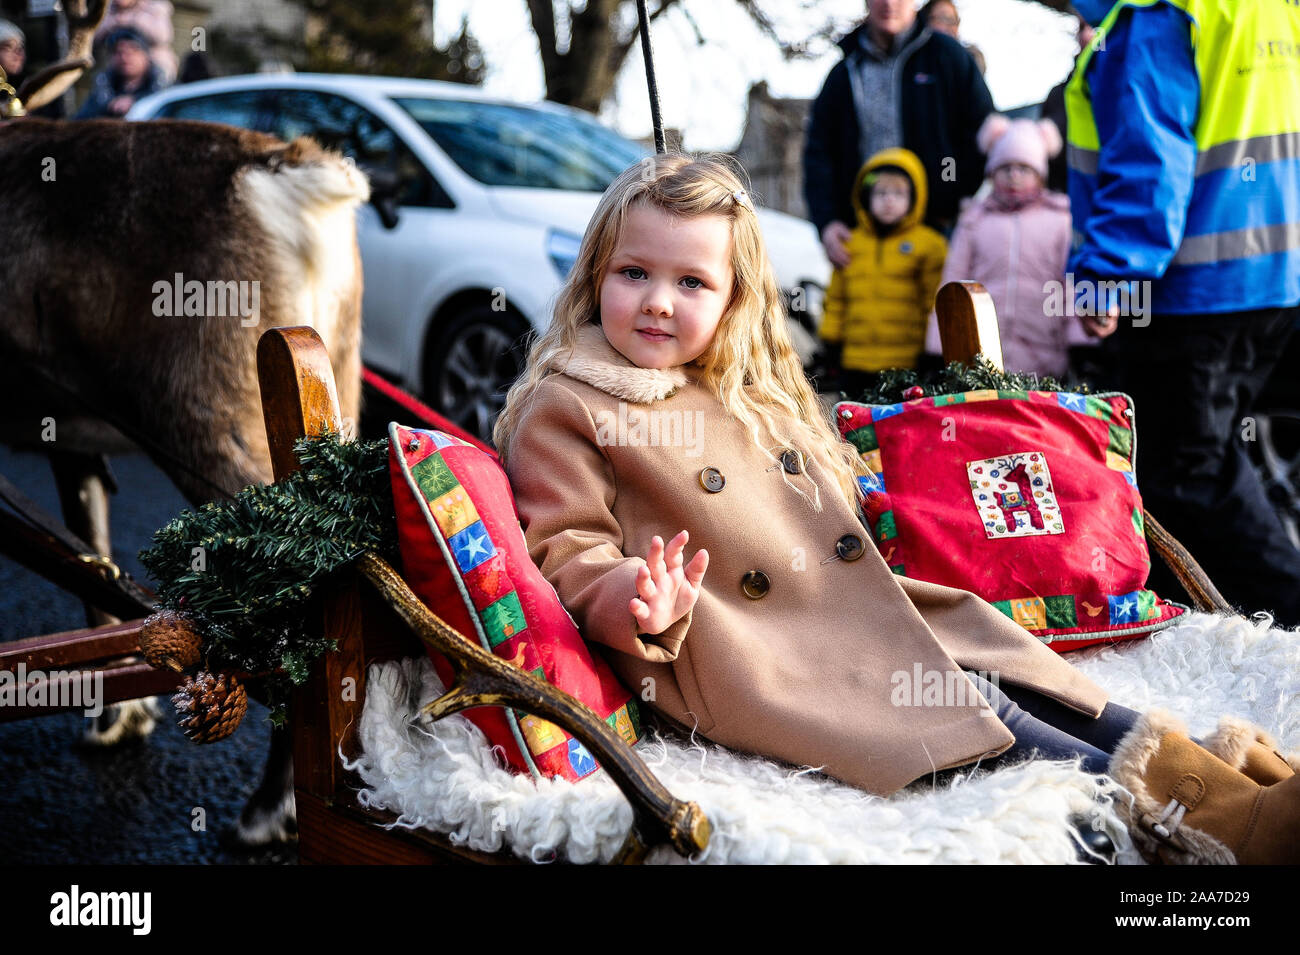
1202 715 1298 786
1109 709 1300 865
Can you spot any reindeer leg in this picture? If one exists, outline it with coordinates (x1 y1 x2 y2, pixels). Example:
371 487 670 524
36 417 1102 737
146 415 295 842
235 720 297 846
49 449 159 745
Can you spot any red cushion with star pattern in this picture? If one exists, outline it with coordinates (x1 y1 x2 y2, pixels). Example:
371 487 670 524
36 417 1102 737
835 391 1184 651
387 422 641 781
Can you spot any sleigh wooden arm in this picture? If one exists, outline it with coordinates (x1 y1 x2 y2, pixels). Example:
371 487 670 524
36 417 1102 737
935 281 1231 614
355 553 709 861
257 326 710 863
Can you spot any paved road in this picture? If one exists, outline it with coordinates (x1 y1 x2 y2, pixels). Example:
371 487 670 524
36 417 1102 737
0 446 295 864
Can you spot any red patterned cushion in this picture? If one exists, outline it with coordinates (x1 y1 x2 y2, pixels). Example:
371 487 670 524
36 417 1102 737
388 423 640 781
835 391 1185 651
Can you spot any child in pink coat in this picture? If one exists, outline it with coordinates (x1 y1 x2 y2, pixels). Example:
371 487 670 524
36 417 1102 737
925 115 1093 378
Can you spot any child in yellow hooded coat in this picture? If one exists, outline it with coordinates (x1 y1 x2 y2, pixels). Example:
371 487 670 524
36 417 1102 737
818 147 948 396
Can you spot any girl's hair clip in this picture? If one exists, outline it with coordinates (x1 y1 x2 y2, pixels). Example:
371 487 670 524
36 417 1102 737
732 188 754 212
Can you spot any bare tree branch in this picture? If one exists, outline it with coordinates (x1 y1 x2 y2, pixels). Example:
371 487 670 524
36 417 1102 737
677 4 707 46
528 0 1079 112
731 0 850 60
528 0 684 111
612 0 683 60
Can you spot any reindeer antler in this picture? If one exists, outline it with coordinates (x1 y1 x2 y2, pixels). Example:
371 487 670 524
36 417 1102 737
16 0 109 112
1 65 21 119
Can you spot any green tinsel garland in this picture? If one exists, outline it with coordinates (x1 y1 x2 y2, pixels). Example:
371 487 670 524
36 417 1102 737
139 434 398 714
847 354 1092 406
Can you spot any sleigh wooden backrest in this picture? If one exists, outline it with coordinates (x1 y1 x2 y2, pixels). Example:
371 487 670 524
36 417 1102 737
257 328 475 863
934 282 1006 371
934 281 1228 613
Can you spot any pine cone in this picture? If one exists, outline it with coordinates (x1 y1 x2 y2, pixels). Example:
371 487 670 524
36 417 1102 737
139 609 203 672
172 670 247 743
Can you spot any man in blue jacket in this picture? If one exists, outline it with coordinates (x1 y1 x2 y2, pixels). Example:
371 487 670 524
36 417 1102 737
1067 0 1300 625
803 0 992 267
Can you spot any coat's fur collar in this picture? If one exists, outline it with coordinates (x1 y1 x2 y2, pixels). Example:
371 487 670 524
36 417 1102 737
552 323 689 404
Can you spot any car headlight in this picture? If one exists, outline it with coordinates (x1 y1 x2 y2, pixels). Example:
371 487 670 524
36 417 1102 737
546 229 582 278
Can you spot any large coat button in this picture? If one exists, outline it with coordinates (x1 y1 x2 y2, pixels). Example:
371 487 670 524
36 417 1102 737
836 533 866 561
699 467 726 493
740 570 770 599
780 449 803 474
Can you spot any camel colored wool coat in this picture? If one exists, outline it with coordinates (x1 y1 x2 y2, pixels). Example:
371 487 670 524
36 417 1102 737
506 324 1108 795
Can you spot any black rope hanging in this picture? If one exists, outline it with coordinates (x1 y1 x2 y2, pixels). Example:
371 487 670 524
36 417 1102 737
635 0 667 154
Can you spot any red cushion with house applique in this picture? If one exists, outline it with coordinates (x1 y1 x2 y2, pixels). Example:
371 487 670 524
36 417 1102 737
387 422 641 781
835 391 1185 651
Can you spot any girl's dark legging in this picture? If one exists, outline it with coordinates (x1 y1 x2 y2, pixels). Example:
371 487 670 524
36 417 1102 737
963 670 1142 776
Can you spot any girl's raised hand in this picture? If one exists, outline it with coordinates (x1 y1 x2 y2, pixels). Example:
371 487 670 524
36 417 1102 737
630 530 708 636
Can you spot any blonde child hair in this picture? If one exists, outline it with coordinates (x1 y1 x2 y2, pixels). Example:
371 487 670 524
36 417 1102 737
493 153 869 512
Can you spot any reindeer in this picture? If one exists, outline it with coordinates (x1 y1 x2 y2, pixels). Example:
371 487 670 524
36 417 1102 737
1 0 368 844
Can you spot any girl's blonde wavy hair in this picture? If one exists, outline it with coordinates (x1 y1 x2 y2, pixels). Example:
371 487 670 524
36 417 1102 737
493 153 869 512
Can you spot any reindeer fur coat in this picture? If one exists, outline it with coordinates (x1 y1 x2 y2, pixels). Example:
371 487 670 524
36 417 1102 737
0 119 367 502
505 323 1109 796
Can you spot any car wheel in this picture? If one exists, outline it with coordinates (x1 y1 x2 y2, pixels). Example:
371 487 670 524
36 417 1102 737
424 305 532 442
789 280 825 334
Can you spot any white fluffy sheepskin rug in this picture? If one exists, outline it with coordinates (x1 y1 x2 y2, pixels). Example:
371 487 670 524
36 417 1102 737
344 610 1298 864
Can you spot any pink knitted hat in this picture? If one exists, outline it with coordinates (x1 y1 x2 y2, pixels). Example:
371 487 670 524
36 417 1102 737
978 115 1063 179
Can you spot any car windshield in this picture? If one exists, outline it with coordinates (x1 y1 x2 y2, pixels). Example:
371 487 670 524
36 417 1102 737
392 96 647 191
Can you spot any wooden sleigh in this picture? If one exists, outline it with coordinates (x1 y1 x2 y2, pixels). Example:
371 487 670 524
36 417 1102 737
0 282 1232 864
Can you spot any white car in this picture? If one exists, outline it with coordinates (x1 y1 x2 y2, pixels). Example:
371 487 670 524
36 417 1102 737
129 74 829 438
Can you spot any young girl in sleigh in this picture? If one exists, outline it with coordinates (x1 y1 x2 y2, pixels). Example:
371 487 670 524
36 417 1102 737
492 154 1299 864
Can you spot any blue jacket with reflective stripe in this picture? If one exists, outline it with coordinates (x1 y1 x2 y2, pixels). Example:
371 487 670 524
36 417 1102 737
1067 0 1300 315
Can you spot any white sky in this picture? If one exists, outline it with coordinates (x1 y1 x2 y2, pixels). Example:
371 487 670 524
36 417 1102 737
433 0 1081 151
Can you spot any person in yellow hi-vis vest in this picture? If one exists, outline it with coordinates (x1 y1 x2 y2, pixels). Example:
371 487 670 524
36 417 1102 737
1066 0 1300 628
